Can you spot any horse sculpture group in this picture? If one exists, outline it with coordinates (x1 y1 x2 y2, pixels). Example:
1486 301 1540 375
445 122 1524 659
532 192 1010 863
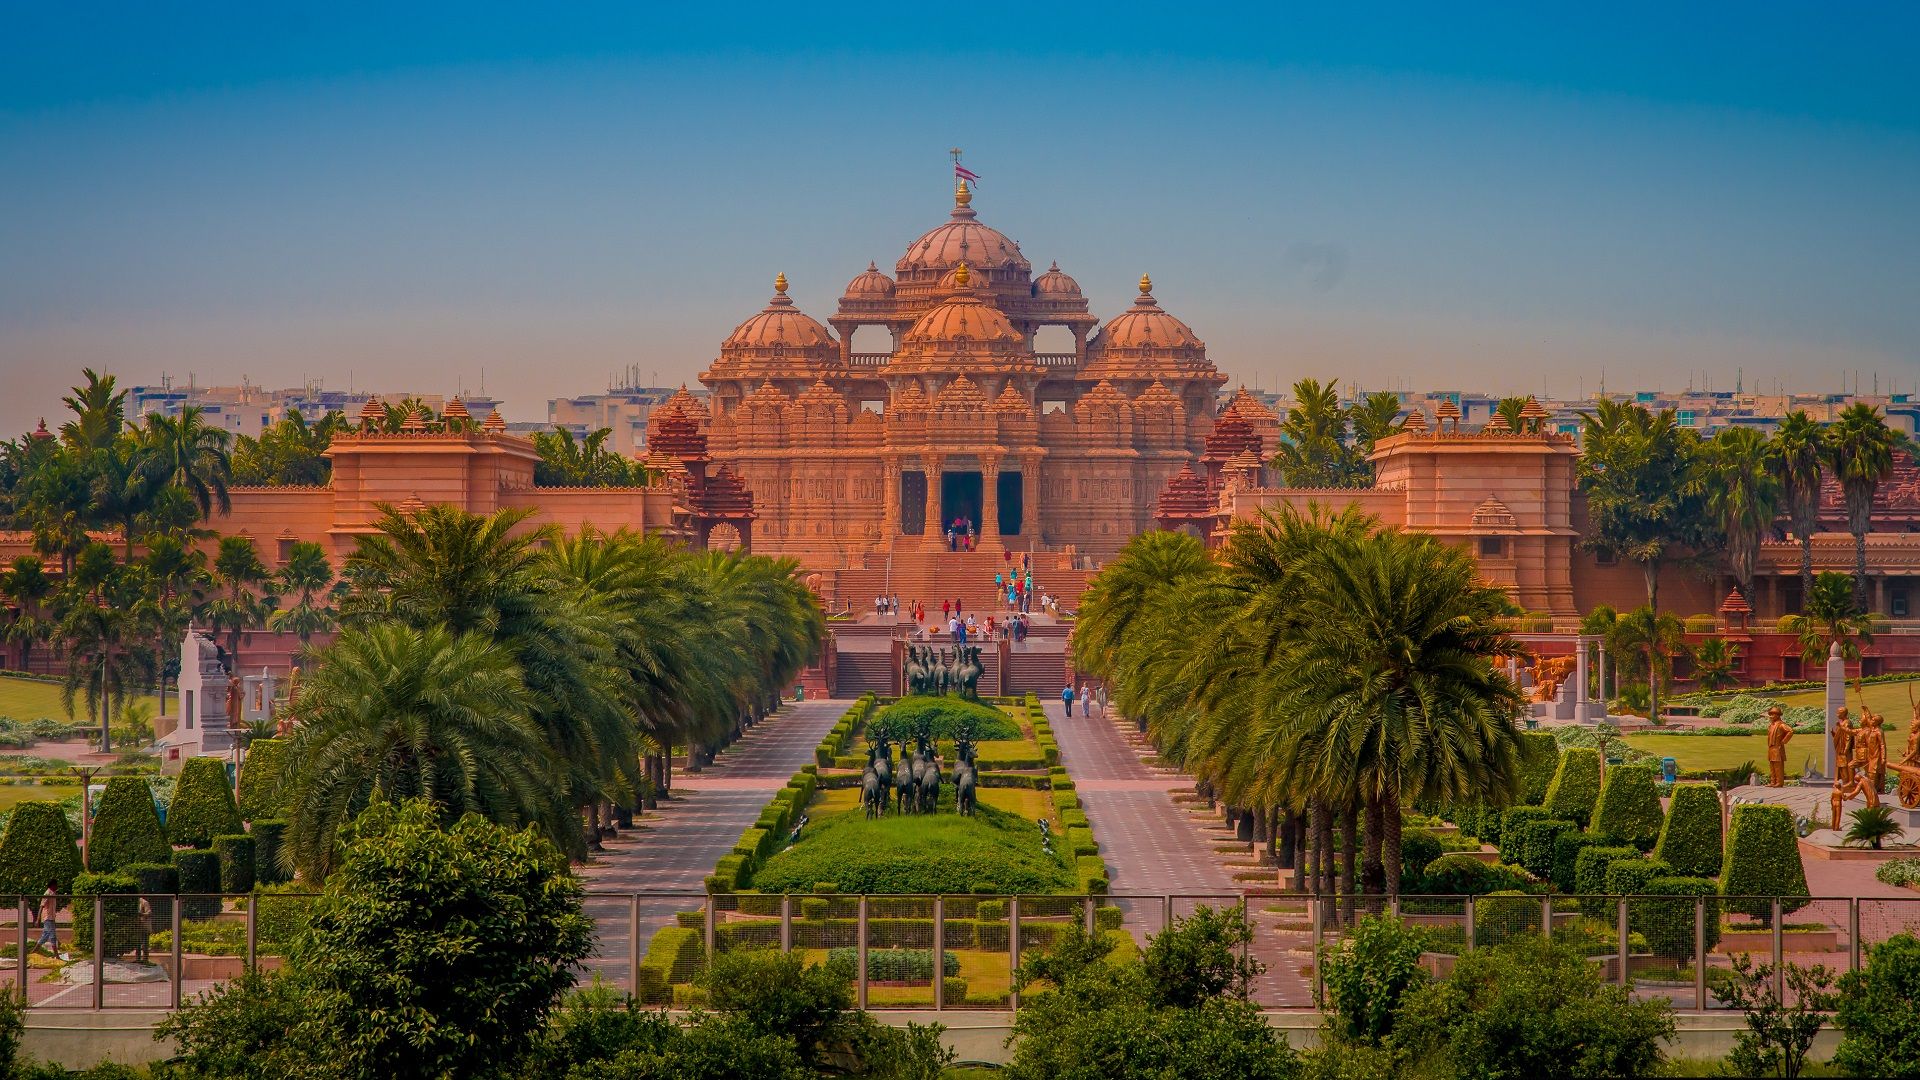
860 727 979 819
903 645 983 699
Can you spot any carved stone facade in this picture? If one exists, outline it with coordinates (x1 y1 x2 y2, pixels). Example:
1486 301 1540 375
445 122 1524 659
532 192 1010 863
696 183 1228 564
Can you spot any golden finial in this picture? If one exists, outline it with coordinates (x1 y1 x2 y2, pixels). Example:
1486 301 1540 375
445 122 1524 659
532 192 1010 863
1139 273 1153 294
954 178 972 208
774 272 788 295
953 263 971 288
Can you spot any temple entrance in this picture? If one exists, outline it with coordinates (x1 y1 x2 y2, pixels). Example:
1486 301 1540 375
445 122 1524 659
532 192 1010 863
998 471 1023 536
900 471 927 535
940 471 983 539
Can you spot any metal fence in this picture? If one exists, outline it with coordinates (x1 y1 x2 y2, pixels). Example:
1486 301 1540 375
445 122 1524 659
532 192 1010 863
8 891 1918 1012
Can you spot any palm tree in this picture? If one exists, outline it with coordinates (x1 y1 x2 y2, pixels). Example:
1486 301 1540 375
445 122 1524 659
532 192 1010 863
282 622 562 880
1783 571 1874 663
1271 379 1353 489
87 435 155 559
139 535 210 713
0 556 55 673
57 556 157 754
1824 404 1904 611
1070 530 1212 682
1609 605 1686 724
1346 392 1406 466
1494 397 1529 433
58 368 127 450
1703 427 1781 605
140 406 234 520
1689 638 1740 691
267 542 337 645
204 534 276 660
1577 400 1710 611
1771 411 1826 607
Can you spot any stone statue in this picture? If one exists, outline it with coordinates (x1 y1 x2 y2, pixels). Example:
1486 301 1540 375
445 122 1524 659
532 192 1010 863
275 667 301 738
226 675 244 733
1766 706 1793 787
1831 708 1886 829
956 646 982 699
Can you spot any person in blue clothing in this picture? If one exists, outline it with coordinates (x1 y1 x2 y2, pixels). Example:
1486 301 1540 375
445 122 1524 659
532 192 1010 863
1062 684 1075 715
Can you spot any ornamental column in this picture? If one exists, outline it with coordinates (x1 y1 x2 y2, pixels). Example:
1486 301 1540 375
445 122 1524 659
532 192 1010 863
1022 455 1041 545
982 457 1001 543
882 459 902 539
924 457 943 543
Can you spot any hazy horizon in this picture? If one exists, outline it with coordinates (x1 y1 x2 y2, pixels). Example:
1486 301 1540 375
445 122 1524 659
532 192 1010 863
4 5 1917 434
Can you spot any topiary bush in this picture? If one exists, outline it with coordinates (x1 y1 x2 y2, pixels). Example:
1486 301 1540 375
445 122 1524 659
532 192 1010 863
1544 748 1602 828
1472 891 1543 946
1590 765 1663 851
866 695 1023 743
1653 783 1724 878
1518 731 1560 805
1412 854 1529 897
1721 804 1810 924
1638 876 1721 962
236 738 289 822
70 871 140 958
1834 933 1920 1078
1522 819 1576 880
214 834 256 894
1574 846 1639 918
174 848 222 919
1498 806 1550 865
1604 857 1671 902
1401 828 1444 884
87 776 170 873
0 800 82 897
169 757 243 849
250 819 290 884
1551 831 1602 894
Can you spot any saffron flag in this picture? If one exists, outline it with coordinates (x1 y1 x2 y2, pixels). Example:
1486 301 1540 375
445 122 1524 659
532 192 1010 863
955 163 981 184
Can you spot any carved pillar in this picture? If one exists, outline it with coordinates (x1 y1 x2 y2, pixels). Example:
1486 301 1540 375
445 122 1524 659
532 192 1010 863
1022 456 1040 545
1072 326 1088 363
882 459 902 539
925 457 943 545
982 457 1001 541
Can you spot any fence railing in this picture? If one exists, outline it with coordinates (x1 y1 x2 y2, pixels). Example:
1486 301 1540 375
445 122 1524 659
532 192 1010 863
9 891 1918 1012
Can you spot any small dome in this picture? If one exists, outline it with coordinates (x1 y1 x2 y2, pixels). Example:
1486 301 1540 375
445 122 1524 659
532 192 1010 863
1093 275 1203 351
842 261 895 302
358 397 386 424
901 283 1023 349
724 274 836 350
898 183 1030 275
1033 261 1082 298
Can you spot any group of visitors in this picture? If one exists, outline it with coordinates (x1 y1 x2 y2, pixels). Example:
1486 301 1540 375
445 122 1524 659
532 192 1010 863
873 594 901 617
946 516 977 552
1060 682 1108 718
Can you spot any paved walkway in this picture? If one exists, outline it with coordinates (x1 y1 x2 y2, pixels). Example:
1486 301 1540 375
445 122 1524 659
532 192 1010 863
1046 702 1312 1006
578 699 850 987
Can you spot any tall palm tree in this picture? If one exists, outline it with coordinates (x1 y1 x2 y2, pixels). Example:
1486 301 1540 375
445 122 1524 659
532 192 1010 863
282 622 561 880
204 534 277 660
1771 411 1827 607
140 406 234 520
57 559 156 754
267 541 337 645
1703 427 1781 605
87 435 154 559
1783 571 1874 663
0 556 55 673
1576 399 1709 611
1070 530 1212 681
1494 397 1529 433
1271 378 1353 489
1346 392 1406 466
58 368 127 450
1824 404 1904 611
139 535 210 713
1609 605 1686 724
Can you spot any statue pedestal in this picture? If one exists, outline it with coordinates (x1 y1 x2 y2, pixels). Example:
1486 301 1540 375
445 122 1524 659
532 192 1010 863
1893 805 1920 829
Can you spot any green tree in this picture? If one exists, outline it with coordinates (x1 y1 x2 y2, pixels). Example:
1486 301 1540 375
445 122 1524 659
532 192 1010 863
86 777 169 872
1722 804 1810 925
1689 637 1740 691
1270 378 1359 488
1702 426 1780 605
1608 605 1685 723
205 533 277 660
266 540 336 645
231 408 345 486
170 756 244 849
139 405 234 521
1782 571 1874 663
1771 410 1827 606
1824 403 1906 610
56 552 156 754
283 622 561 880
1833 933 1920 1078
1576 400 1712 611
1543 748 1602 828
1494 396 1529 433
1653 782 1724 877
1589 764 1663 850
0 800 83 896
58 368 127 451
533 427 648 487
1319 913 1429 1046
0 555 55 673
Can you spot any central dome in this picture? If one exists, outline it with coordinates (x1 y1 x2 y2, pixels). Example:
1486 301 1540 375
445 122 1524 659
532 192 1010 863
902 265 1022 347
898 183 1030 275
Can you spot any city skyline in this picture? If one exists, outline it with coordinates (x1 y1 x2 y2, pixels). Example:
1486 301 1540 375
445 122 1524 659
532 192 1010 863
3 5 1917 436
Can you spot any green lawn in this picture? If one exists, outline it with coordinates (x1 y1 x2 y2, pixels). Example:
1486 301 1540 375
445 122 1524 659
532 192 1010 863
0 783 79 810
1774 676 1920 719
753 790 1075 894
1620 732 1771 773
0 676 79 722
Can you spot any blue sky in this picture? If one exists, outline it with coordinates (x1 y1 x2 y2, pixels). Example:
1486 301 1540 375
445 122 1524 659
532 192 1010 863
3 3 1916 430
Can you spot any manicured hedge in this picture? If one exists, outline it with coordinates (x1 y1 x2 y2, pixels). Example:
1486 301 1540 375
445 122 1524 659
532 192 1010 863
1639 876 1722 962
1468 806 1502 847
1544 748 1602 827
1604 857 1672 903
0 800 82 897
1076 856 1108 895
70 871 139 957
236 738 289 821
1401 828 1444 883
1721 804 1810 922
868 696 1022 742
1498 807 1549 865
1551 830 1603 894
174 848 222 919
815 695 874 769
214 834 257 894
1521 819 1576 879
1590 765 1663 851
250 819 290 885
169 757 243 849
637 927 705 1003
826 946 961 980
1412 854 1528 896
1472 890 1543 946
124 862 178 927
1653 783 1723 878
1574 845 1639 918
1518 731 1560 805
88 776 171 874
1066 827 1097 857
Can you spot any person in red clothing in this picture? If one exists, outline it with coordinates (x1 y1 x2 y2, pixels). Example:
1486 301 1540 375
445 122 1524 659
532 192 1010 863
942 599 951 620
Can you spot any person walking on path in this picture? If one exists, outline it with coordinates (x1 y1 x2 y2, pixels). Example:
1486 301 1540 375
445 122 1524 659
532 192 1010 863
1077 682 1091 717
1062 684 1076 716
1096 684 1109 718
942 599 951 621
36 879 60 957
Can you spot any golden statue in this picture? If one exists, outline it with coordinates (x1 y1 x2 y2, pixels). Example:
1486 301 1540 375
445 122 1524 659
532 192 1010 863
1765 706 1792 787
1901 688 1920 768
1831 708 1886 829
1832 707 1856 786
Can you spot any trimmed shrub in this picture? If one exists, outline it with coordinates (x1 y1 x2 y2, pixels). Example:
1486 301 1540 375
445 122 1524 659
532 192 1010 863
1412 854 1528 896
236 738 289 821
1551 830 1602 894
1590 765 1663 851
169 758 242 849
799 897 829 920
1498 806 1550 864
1473 890 1543 946
213 834 256 894
0 800 82 897
1544 748 1602 827
1521 819 1576 879
826 946 959 980
1721 804 1810 923
1401 828 1444 884
1573 845 1638 918
1076 856 1108 895
250 819 290 884
1653 783 1724 878
636 926 704 1002
1639 876 1721 962
70 871 139 957
1066 827 1097 856
867 695 1022 742
174 848 222 919
86 776 170 873
1604 857 1672 902
1472 806 1503 848
1518 731 1560 805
